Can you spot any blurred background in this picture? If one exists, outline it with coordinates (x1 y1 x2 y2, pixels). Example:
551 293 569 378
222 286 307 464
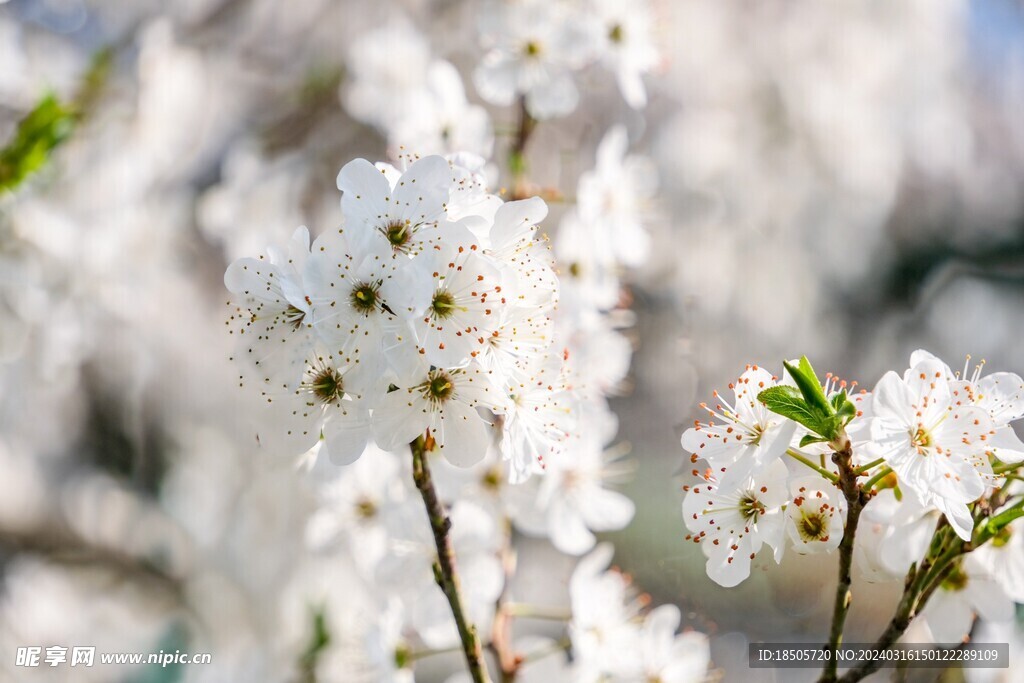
1 0 1023 681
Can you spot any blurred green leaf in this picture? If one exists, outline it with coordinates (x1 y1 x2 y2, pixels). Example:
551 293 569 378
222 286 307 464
0 94 74 192
298 606 331 683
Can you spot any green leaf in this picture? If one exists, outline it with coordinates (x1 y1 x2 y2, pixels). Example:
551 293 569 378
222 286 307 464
0 94 74 192
835 399 856 421
757 385 830 437
799 434 828 448
785 357 834 417
830 390 847 411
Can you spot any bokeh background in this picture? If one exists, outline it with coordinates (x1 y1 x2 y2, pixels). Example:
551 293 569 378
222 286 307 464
1 0 1023 681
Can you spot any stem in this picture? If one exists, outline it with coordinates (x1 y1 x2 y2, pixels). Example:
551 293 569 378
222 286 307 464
992 461 1022 475
410 436 492 683
786 448 839 483
853 458 885 475
501 603 573 621
861 466 893 493
489 518 520 683
819 441 867 683
521 637 571 665
509 96 536 200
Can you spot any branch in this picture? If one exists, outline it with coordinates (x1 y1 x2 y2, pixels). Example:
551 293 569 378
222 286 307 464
488 518 521 683
410 436 492 683
819 440 867 683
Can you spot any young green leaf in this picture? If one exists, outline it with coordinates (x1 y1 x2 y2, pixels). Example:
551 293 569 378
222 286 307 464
799 434 828 448
757 385 829 437
785 357 833 417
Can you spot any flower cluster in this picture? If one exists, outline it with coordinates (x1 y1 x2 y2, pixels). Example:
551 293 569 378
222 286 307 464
681 351 1024 589
226 153 569 479
475 0 659 117
227 143 707 680
681 350 1024 668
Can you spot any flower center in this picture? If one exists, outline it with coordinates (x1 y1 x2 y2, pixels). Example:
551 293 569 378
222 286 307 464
426 370 455 403
355 498 377 519
797 512 827 542
481 468 502 491
524 41 542 57
431 290 458 320
385 219 411 249
911 425 932 453
738 493 765 522
350 282 379 314
609 24 624 43
309 366 345 405
284 304 306 329
748 423 766 446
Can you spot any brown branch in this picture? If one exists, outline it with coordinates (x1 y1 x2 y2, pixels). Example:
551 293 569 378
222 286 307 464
819 440 868 683
488 518 520 682
410 436 492 683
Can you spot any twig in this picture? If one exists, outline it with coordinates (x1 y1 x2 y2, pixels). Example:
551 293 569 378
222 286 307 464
819 441 867 683
410 436 492 683
489 517 520 683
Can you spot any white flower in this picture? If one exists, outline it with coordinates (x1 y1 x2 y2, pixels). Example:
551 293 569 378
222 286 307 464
948 356 1024 464
377 500 504 648
971 514 1024 603
535 405 635 554
573 126 658 269
570 544 643 679
445 153 503 227
682 459 789 587
305 230 422 392
342 19 434 133
224 226 320 385
484 196 557 307
390 60 494 159
865 355 995 540
407 237 505 368
785 476 845 554
306 443 411 575
634 604 711 683
590 0 659 108
917 554 1014 643
372 361 507 467
335 154 452 258
854 488 936 582
473 0 598 119
253 346 371 464
681 365 797 489
496 357 575 483
363 599 415 683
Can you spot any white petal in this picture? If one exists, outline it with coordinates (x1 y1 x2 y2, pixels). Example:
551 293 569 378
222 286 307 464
323 408 372 465
393 155 451 226
336 158 391 228
434 400 490 467
549 498 596 555
577 487 635 531
372 389 430 451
